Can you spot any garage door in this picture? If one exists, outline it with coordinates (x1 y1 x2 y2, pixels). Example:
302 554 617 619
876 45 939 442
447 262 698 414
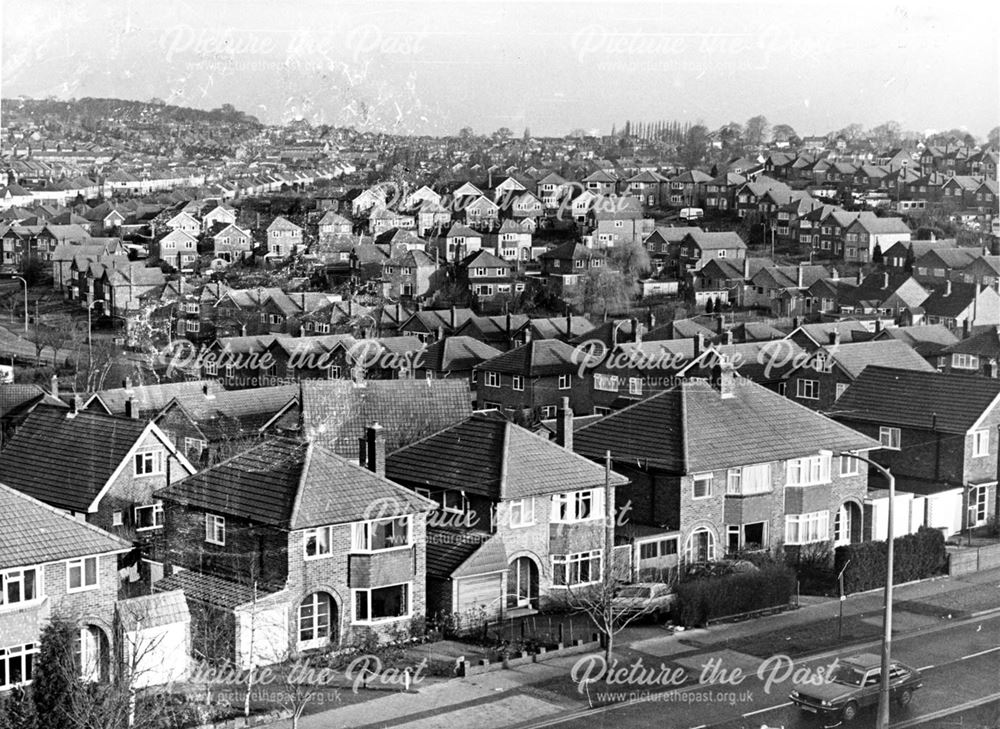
456 573 503 618
239 605 288 670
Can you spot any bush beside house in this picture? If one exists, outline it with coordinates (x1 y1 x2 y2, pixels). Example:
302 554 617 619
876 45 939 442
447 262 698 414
834 526 947 594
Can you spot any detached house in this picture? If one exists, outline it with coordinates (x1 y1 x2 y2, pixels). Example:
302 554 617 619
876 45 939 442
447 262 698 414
155 436 435 665
202 203 237 232
266 216 304 257
212 224 254 263
165 211 200 237
834 367 1000 540
386 413 629 620
153 229 199 270
918 282 1000 331
675 230 747 274
458 250 516 300
382 249 439 300
842 215 912 264
413 336 502 393
574 367 880 563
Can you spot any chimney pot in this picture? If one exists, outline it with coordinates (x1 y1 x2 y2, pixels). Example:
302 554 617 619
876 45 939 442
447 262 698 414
125 396 138 419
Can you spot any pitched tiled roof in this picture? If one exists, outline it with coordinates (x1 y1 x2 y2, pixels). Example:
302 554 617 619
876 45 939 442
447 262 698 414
820 340 935 379
417 336 502 372
387 413 626 500
833 366 1000 434
879 325 959 356
301 379 473 457
574 378 878 473
920 282 986 317
453 533 508 578
0 405 152 512
88 379 225 416
154 570 265 610
478 339 579 376
156 437 433 528
117 590 190 630
0 482 130 570
0 384 47 418
943 327 1000 357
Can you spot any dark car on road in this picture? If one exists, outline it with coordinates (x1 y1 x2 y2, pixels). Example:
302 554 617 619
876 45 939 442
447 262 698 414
789 653 923 722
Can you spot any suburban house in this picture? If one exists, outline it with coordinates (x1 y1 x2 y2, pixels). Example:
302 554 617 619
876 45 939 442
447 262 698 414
938 327 1000 378
0 403 196 584
835 271 929 318
385 411 629 621
573 366 880 563
85 379 226 419
154 436 435 665
495 219 533 262
834 367 1000 540
443 223 484 262
164 211 200 236
382 249 440 300
464 196 500 230
152 229 199 270
475 338 589 418
589 197 654 247
457 250 516 300
0 482 131 689
916 282 1000 331
212 224 254 263
412 335 502 394
841 215 912 264
317 211 353 239
202 203 237 232
783 338 935 411
675 231 747 274
266 216 304 257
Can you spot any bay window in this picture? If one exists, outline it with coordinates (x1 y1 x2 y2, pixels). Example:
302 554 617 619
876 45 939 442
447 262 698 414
353 583 410 623
552 550 602 587
786 454 832 486
351 517 411 552
785 511 830 545
725 464 771 495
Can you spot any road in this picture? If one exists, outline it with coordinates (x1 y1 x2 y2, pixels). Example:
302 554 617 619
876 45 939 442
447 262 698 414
522 613 1000 729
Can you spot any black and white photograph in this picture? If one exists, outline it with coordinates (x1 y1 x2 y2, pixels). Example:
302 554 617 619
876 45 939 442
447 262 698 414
0 1 998 727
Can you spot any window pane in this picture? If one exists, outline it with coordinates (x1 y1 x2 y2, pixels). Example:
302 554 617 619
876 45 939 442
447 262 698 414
85 558 97 586
69 565 81 589
24 570 35 601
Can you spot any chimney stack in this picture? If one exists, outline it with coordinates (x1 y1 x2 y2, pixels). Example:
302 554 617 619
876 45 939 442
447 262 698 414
123 377 133 392
449 306 456 330
437 325 445 342
565 311 573 340
125 396 138 419
695 331 705 356
715 357 737 399
725 329 734 345
364 423 386 477
743 256 750 279
882 271 889 289
716 315 724 335
944 280 952 297
831 268 839 281
50 374 59 401
797 264 804 288
829 330 841 346
556 397 573 451
67 395 80 419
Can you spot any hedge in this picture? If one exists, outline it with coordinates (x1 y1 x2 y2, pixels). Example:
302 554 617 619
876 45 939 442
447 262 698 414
675 564 797 627
834 526 947 594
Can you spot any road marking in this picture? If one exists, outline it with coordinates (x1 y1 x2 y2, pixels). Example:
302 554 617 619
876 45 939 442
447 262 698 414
918 664 934 670
743 702 791 717
689 724 706 729
960 645 1000 661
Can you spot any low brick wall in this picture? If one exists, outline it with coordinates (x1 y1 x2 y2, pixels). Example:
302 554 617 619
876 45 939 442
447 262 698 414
458 639 601 676
949 543 1000 575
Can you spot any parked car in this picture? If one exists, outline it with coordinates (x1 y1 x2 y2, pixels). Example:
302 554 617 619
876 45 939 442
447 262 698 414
611 582 676 621
789 653 923 722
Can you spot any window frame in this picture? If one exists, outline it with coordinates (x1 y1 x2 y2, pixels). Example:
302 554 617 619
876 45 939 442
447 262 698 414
551 550 602 587
350 516 412 553
133 449 165 477
786 453 833 487
0 567 39 607
972 430 990 458
509 498 535 528
557 374 572 390
205 513 226 546
796 378 820 400
352 582 412 624
511 375 524 391
879 426 901 450
551 489 602 523
784 510 830 545
133 502 164 531
303 525 334 560
692 473 714 499
66 556 99 593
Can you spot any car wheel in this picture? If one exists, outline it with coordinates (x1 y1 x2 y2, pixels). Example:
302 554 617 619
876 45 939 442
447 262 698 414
842 701 859 722
897 688 913 707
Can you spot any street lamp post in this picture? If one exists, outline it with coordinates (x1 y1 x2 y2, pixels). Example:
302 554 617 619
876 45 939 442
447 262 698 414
12 275 28 333
838 450 895 729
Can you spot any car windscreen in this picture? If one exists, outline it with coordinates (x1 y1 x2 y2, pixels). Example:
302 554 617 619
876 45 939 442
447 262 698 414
832 666 866 686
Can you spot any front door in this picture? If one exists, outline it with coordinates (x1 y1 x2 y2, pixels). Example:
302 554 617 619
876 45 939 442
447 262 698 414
508 557 538 610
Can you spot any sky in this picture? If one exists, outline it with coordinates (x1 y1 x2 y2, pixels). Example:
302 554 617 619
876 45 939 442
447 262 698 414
2 0 998 139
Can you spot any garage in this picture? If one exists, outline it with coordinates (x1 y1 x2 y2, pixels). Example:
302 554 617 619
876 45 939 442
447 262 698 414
455 573 504 619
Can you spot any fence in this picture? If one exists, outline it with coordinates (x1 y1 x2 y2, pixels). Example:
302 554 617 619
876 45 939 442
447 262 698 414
948 543 1000 575
443 609 595 651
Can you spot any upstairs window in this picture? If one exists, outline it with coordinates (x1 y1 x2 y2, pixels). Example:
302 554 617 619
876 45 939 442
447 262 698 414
134 449 164 476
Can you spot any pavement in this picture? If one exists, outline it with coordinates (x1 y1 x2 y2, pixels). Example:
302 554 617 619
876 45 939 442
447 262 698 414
267 566 1000 729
